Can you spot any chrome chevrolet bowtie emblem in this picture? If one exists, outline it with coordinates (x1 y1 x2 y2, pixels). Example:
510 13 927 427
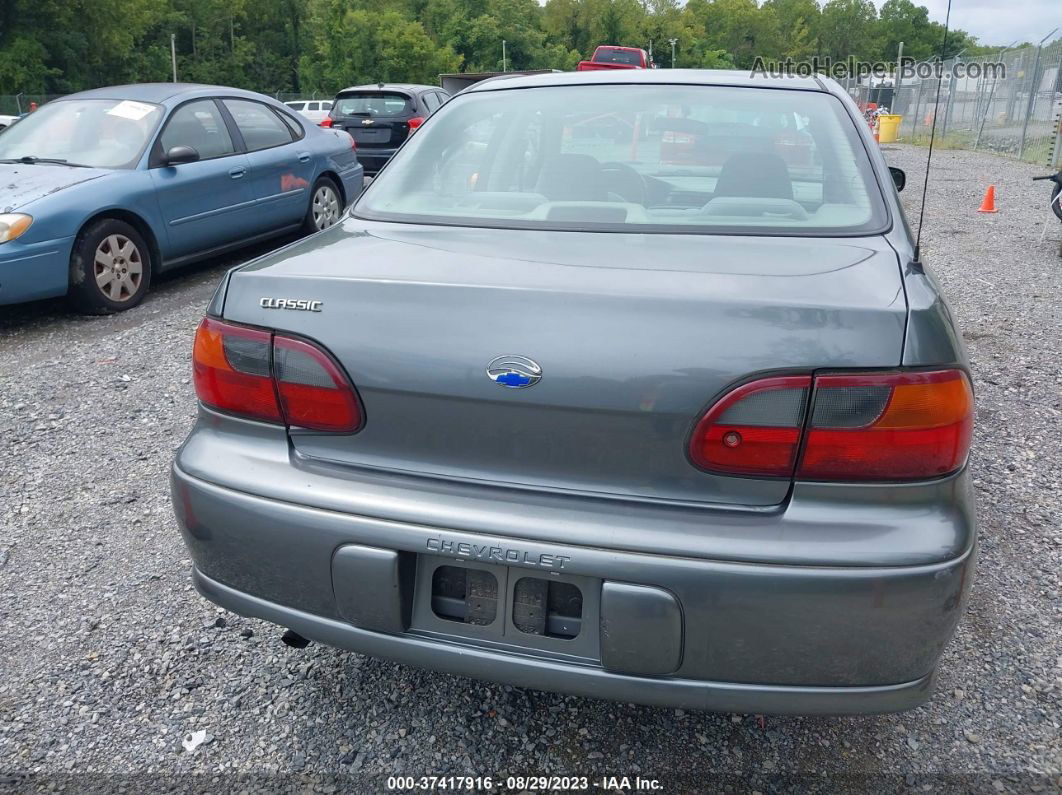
486 355 542 389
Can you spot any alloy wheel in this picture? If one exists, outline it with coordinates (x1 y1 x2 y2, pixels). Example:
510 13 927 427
312 185 341 230
94 234 143 303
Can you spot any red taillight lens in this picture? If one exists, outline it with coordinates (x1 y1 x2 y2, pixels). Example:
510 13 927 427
407 116 425 132
689 369 973 481
797 370 973 480
273 336 361 432
320 117 333 128
192 318 362 433
192 318 282 423
689 376 811 477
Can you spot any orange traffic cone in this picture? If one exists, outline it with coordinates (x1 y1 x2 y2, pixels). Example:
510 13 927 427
977 185 998 213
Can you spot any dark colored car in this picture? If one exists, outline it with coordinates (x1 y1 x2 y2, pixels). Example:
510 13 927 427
323 84 449 175
172 70 976 715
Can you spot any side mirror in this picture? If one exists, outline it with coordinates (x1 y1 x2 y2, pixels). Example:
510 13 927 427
889 166 906 192
165 145 200 166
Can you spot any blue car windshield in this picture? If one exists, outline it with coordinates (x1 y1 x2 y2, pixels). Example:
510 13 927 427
0 98 163 169
355 84 889 236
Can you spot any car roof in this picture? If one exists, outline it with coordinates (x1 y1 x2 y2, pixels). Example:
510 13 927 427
335 84 439 95
465 69 832 95
60 83 278 105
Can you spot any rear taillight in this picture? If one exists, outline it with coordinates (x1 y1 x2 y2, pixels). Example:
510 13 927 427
407 116 425 132
273 335 361 432
192 320 281 424
797 370 973 480
320 117 333 128
192 317 362 433
690 369 973 482
689 376 810 477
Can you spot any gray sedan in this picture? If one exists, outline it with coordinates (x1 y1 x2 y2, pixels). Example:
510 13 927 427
171 69 976 715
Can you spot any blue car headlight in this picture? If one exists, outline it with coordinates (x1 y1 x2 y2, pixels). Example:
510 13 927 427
0 213 33 243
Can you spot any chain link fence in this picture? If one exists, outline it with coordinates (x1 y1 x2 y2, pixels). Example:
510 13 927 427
848 36 1062 167
274 91 342 104
0 94 65 116
0 92 342 117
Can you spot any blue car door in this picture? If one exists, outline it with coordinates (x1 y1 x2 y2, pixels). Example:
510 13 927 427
221 98 316 233
149 99 256 259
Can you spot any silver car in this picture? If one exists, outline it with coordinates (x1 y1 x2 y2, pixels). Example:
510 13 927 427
171 70 976 715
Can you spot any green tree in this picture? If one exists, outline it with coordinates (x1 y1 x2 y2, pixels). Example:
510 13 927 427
0 0 1004 97
685 0 780 69
762 0 819 60
876 0 934 61
301 5 459 88
0 36 59 95
816 0 878 61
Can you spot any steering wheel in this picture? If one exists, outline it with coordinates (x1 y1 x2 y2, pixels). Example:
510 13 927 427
600 162 647 205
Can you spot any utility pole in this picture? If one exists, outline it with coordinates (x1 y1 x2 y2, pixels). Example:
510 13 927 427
170 33 177 82
894 41 904 101
502 40 507 72
668 38 677 69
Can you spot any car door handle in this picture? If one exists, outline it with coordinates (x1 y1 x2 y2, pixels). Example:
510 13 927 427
229 166 247 179
297 151 311 163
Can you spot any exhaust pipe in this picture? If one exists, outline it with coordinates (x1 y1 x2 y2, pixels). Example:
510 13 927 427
281 629 311 649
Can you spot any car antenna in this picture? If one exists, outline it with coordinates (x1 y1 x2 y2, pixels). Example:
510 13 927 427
912 0 953 263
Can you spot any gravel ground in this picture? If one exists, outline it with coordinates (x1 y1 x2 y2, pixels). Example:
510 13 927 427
0 145 1060 794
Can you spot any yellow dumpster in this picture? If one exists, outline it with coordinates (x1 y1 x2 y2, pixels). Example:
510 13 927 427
877 114 902 143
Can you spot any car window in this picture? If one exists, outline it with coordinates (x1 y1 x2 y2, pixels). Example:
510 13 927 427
594 48 643 65
356 84 887 236
0 98 163 169
422 93 440 113
334 92 412 117
307 102 319 112
275 109 305 140
285 102 305 111
223 99 294 152
322 101 333 111
160 100 235 160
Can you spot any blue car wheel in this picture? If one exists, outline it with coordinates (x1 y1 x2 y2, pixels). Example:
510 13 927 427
68 218 153 314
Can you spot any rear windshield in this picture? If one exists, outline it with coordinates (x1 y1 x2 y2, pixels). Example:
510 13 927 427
333 92 411 117
354 84 888 236
595 48 642 65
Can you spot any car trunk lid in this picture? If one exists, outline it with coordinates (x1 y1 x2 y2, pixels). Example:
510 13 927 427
221 221 907 507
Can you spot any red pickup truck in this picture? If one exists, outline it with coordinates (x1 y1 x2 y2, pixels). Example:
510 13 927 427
576 46 652 71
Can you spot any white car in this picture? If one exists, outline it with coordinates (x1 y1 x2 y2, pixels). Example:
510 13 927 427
284 100 333 125
0 114 19 130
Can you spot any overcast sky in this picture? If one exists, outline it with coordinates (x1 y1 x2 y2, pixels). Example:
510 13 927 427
879 0 1060 47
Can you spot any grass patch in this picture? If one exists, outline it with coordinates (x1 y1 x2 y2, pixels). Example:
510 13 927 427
899 130 1059 167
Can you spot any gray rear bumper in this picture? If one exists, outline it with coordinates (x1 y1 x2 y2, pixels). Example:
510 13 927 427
172 436 975 714
193 564 936 715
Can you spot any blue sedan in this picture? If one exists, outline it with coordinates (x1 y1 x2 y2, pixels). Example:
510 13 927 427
0 84 363 313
